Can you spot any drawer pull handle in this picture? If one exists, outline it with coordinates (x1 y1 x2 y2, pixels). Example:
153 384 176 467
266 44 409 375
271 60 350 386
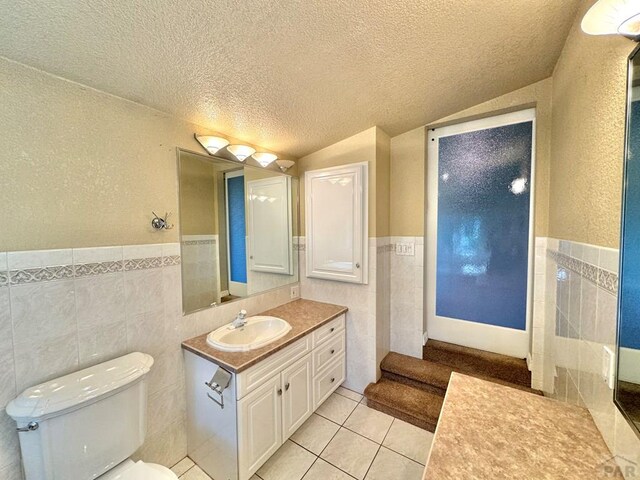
330 377 336 383
278 388 283 396
285 382 290 391
330 349 335 354
330 327 335 333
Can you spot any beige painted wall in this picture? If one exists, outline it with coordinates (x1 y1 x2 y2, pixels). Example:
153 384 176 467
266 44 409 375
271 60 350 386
298 126 391 237
548 1 634 248
390 78 553 237
178 153 218 236
0 58 294 252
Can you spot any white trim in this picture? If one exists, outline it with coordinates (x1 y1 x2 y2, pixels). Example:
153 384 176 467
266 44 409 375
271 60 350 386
425 108 536 358
423 331 429 346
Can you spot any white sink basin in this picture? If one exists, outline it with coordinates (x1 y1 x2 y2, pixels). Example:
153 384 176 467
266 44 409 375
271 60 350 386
206 316 292 352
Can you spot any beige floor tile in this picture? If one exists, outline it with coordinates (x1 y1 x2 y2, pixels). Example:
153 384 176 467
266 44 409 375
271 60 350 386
343 404 393 444
382 419 434 465
336 386 363 402
172 457 195 476
257 440 316 480
291 413 340 455
316 393 358 424
180 465 213 480
303 459 354 480
365 447 424 480
320 428 379 480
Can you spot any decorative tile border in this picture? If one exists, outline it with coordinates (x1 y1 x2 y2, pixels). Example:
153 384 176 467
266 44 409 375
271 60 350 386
74 261 124 277
181 239 217 246
547 249 618 294
4 255 180 285
376 244 395 254
9 265 74 284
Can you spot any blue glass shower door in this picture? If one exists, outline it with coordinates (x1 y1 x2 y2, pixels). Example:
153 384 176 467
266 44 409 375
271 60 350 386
426 109 535 357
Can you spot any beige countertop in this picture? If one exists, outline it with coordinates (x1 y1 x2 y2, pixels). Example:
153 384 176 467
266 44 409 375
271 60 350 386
424 373 622 479
181 299 347 373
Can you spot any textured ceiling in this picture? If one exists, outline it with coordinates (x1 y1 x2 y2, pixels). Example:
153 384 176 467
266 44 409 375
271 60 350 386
0 0 581 157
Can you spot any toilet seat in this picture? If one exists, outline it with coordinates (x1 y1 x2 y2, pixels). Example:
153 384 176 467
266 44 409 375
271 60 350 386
99 459 178 480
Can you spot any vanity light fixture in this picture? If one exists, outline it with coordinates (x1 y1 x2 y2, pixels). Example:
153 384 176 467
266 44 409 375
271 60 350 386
227 144 256 162
194 135 229 155
252 152 278 168
275 160 295 172
582 0 640 40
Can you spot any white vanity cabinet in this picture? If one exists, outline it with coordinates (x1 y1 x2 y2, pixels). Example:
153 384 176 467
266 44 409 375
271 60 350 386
184 314 346 480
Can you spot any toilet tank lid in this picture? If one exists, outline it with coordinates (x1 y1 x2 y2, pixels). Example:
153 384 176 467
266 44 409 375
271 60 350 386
6 352 154 421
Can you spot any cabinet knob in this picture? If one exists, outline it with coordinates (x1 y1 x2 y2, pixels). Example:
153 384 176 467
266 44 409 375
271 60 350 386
356 263 360 269
330 349 335 354
277 388 283 396
330 377 335 383
285 382 290 391
330 327 335 333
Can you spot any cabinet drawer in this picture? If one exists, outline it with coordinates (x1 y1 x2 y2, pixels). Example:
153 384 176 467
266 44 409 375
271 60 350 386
313 354 346 409
312 314 345 347
313 333 345 375
237 336 311 399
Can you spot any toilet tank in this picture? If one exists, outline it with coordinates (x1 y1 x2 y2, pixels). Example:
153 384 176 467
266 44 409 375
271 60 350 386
6 352 154 480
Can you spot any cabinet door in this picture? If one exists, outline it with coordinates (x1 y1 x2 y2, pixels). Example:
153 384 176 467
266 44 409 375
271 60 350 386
247 175 293 275
238 375 283 479
305 163 368 284
281 354 313 439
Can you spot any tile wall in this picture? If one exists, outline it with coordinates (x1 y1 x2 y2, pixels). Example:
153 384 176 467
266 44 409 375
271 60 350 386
0 244 297 480
540 237 640 476
299 238 392 393
389 236 424 359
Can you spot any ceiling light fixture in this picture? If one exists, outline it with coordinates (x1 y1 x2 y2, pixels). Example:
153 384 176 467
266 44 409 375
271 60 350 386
227 145 256 162
275 160 295 172
582 0 640 39
252 152 278 168
194 134 229 155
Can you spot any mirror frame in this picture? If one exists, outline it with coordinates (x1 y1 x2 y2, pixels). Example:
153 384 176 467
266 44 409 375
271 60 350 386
175 147 300 315
614 42 640 438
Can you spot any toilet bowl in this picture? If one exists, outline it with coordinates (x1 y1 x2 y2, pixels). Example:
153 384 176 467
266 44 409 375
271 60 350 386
6 352 178 480
100 459 177 480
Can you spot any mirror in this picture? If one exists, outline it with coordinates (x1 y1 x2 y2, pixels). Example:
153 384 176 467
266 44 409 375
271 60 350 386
616 45 640 434
177 149 299 314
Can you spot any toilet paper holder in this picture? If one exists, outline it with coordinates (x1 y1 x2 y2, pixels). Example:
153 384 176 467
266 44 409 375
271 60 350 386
205 366 232 409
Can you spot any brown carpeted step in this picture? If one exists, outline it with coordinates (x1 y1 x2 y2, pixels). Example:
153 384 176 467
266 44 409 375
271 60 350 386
423 340 532 388
364 378 444 432
382 351 543 396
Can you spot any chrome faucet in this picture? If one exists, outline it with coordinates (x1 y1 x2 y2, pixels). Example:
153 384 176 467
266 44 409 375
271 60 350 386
231 309 248 329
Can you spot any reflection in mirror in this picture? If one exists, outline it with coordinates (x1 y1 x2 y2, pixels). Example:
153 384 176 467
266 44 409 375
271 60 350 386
178 149 299 314
616 45 640 434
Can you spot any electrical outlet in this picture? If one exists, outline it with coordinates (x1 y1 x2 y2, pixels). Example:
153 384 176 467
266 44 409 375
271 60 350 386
290 285 299 299
603 345 616 390
395 243 415 256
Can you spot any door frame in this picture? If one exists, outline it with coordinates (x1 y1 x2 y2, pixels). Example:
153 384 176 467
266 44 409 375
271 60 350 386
425 108 536 358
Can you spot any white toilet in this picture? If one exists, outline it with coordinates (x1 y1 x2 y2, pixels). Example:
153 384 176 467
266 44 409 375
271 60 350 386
6 352 178 480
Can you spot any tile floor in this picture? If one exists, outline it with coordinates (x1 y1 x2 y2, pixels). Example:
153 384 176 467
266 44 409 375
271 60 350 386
171 386 434 480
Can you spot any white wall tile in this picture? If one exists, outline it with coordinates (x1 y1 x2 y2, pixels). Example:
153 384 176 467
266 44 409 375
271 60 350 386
8 248 73 269
123 243 164 260
73 246 123 264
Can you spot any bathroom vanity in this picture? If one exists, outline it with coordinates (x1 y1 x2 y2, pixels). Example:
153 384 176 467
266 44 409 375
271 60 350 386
182 299 347 480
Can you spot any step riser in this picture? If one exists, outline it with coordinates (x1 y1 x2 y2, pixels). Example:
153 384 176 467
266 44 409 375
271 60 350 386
381 370 447 396
366 399 437 432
